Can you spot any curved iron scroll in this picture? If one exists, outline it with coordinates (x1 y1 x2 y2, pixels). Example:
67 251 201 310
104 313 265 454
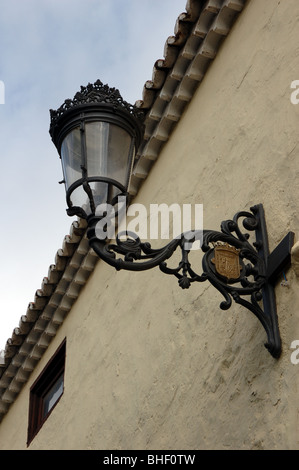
87 204 293 358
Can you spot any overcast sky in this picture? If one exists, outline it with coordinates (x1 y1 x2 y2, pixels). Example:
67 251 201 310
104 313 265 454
0 0 187 351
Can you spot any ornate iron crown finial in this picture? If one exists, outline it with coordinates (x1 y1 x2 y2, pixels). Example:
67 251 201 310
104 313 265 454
49 79 145 140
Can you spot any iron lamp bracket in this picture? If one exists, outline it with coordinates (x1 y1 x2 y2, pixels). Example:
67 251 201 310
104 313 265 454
87 204 294 358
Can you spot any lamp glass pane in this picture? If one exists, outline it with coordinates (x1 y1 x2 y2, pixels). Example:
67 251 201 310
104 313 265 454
60 127 82 189
85 121 109 178
60 120 135 216
85 122 133 188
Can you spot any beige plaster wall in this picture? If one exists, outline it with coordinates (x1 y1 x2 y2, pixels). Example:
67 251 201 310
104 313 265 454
1 0 299 450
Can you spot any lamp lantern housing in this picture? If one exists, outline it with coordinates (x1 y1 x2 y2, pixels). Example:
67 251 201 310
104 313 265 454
49 79 145 219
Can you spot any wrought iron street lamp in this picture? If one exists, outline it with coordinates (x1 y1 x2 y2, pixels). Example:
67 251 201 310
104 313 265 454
50 80 294 359
49 79 144 220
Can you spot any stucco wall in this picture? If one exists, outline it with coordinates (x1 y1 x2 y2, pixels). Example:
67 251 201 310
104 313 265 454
1 0 299 450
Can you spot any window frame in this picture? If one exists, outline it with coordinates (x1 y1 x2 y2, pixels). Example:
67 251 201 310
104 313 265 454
27 339 66 445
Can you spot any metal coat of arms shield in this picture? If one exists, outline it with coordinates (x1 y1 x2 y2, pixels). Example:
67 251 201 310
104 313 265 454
212 243 242 280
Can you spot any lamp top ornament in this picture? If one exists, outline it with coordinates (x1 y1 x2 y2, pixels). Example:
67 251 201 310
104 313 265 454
49 79 145 147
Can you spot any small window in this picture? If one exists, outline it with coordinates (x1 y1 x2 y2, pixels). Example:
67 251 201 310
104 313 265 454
27 339 66 445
